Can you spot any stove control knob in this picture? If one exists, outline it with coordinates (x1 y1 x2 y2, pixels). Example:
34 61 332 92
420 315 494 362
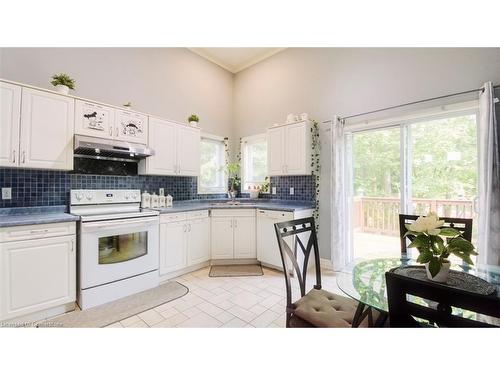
124 193 130 200
132 193 138 200
75 193 83 201
86 193 93 201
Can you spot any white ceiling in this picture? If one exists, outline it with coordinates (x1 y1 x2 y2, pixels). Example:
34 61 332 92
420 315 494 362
188 48 285 73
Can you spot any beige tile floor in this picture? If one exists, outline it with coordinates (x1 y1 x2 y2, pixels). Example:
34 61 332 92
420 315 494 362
105 265 343 328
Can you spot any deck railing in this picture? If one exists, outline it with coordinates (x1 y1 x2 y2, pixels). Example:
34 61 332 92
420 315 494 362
353 197 474 235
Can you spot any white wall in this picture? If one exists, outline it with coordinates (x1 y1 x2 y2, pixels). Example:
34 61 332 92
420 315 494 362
233 48 500 259
0 48 234 137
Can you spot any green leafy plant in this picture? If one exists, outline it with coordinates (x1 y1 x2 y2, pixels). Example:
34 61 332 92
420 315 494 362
224 162 241 192
310 120 321 232
50 74 76 90
188 114 199 123
259 176 270 193
404 212 477 277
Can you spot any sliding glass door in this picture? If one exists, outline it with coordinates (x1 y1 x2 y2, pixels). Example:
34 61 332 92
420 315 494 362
350 112 478 260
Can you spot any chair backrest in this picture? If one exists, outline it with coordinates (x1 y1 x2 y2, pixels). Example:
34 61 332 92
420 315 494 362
398 214 473 259
385 269 500 327
274 217 321 309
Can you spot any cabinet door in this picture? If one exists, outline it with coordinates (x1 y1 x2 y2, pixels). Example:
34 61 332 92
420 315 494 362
177 126 200 176
74 100 115 139
267 127 285 176
0 235 76 321
159 221 187 275
140 117 177 175
210 217 234 259
187 217 210 266
233 216 256 259
0 82 21 167
20 88 74 170
114 109 148 144
284 122 307 175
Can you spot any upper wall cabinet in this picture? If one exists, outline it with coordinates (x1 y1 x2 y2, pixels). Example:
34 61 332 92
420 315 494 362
267 120 312 176
75 100 115 138
0 85 74 171
0 82 21 168
75 100 148 144
114 109 148 144
139 117 200 176
20 88 75 170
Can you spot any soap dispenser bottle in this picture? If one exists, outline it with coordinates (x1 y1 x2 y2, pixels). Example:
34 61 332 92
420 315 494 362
141 191 151 208
166 194 173 207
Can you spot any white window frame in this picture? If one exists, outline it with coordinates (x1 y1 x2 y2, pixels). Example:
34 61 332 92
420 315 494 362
241 133 268 192
198 133 227 194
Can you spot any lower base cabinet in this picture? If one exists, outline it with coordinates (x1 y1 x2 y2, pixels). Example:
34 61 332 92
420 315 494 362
210 209 256 260
0 223 76 321
159 211 210 276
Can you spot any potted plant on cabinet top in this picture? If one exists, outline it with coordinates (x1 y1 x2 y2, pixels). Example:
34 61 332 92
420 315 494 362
50 73 76 95
405 212 477 282
224 162 240 201
188 114 199 126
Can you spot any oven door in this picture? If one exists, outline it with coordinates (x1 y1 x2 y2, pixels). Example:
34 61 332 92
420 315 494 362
79 216 159 289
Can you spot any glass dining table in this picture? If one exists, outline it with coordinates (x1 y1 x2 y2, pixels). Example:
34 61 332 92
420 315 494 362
336 258 500 327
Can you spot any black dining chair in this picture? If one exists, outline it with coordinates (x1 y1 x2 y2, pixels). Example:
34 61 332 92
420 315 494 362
385 268 500 327
274 217 377 328
398 214 473 260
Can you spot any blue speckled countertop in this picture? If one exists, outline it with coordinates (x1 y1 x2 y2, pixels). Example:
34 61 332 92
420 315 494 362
0 206 79 228
154 199 315 214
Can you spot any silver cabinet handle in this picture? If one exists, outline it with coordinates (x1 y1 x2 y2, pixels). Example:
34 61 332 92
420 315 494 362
188 224 191 232
22 151 26 164
71 239 75 252
230 219 233 228
12 150 16 163
234 219 237 228
30 229 49 234
109 127 113 136
183 224 187 232
115 126 119 137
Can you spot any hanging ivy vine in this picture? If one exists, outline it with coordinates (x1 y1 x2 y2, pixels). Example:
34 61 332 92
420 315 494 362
311 120 321 232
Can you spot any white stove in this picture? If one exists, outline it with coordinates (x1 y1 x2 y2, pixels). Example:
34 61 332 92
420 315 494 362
70 189 159 310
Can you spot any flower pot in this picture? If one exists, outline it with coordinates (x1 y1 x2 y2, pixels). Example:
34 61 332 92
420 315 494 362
249 189 259 199
54 85 70 95
425 261 451 283
189 121 199 127
228 190 237 199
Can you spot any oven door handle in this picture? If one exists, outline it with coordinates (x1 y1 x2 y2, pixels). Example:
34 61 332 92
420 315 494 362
82 217 158 229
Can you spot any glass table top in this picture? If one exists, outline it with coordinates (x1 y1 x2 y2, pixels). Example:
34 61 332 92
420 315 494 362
336 258 500 312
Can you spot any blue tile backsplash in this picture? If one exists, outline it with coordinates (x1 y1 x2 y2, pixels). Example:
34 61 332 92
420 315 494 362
0 168 315 208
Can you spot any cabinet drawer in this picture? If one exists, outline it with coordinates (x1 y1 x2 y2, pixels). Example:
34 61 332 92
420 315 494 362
210 209 256 217
160 212 187 223
0 222 76 243
186 210 209 220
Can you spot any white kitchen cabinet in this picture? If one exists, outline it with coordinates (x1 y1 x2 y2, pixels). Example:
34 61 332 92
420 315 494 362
159 220 187 275
0 82 21 167
114 109 148 144
0 227 76 321
177 126 200 176
267 120 311 176
20 88 74 170
210 209 256 260
139 117 177 175
210 216 235 259
267 126 285 176
233 216 256 259
75 100 115 138
139 118 200 176
187 217 210 265
159 211 210 276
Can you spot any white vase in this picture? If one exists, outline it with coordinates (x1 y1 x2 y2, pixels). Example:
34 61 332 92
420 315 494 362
189 121 198 127
55 85 70 95
425 261 451 283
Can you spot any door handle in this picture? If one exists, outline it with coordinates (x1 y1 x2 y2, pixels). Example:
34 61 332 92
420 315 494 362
234 219 237 228
188 224 191 232
22 151 26 164
71 239 75 252
30 229 49 234
115 126 119 137
183 224 187 232
12 150 16 163
109 127 113 136
83 217 158 229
